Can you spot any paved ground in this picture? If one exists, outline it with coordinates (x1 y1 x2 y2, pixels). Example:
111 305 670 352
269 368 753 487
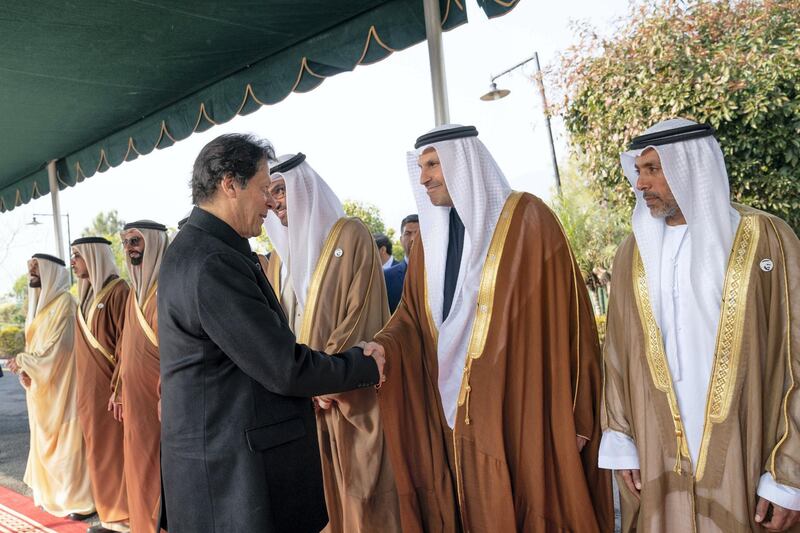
0 363 99 530
0 366 30 495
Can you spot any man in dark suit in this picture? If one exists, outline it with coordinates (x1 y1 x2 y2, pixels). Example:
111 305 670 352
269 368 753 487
373 233 398 269
383 214 419 312
158 133 385 533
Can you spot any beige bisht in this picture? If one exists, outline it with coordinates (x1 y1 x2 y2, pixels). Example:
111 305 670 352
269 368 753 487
605 208 800 532
263 153 400 533
16 255 94 517
603 119 800 532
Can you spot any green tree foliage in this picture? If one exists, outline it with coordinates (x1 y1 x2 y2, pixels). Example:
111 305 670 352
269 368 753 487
342 200 404 261
1 275 29 330
82 209 126 237
12 274 28 302
0 325 24 357
0 303 25 327
252 230 273 255
81 210 129 280
342 200 387 234
558 0 800 231
549 162 631 275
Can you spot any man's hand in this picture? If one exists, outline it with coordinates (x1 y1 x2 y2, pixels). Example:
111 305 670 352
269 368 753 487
315 396 336 410
362 342 386 387
618 469 641 500
19 371 31 388
6 358 19 374
755 497 800 531
577 436 589 453
107 393 123 423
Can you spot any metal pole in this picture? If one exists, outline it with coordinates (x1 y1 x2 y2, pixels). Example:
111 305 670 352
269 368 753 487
533 52 561 195
65 213 73 285
46 160 66 259
422 0 450 126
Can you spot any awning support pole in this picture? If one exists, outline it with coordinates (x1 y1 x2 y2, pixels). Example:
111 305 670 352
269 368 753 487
47 160 66 259
422 0 450 126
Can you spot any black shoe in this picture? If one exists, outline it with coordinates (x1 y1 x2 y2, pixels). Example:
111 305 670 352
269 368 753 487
68 512 96 521
86 526 116 533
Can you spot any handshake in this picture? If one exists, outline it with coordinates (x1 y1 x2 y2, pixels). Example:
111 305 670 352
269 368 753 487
315 341 386 411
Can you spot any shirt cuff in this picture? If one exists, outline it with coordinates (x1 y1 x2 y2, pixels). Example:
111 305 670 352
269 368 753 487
757 473 800 511
598 429 640 470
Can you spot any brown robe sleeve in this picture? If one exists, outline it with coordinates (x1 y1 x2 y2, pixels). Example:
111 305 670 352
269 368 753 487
110 291 134 401
313 220 390 421
569 248 605 443
763 216 800 488
320 222 389 353
601 235 638 439
374 237 461 533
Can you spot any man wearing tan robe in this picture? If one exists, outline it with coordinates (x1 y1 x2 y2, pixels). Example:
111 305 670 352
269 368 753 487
110 221 169 533
8 254 95 519
363 125 613 532
600 118 800 532
263 152 400 533
71 236 130 533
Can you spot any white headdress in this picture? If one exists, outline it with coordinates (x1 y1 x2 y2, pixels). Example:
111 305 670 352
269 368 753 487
72 239 119 314
408 124 512 428
26 256 70 328
121 221 169 305
620 118 740 336
263 154 344 308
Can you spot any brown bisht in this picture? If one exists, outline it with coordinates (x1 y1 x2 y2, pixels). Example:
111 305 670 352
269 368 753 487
117 285 162 533
603 206 800 532
266 217 400 533
375 192 613 532
74 277 129 524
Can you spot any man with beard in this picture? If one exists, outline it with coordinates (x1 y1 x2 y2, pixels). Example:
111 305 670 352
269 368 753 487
363 125 613 532
263 153 400 533
600 118 800 532
159 134 384 533
8 254 95 520
71 237 130 533
110 221 169 533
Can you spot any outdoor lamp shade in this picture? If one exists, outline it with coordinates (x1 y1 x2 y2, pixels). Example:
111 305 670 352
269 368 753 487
27 216 41 225
480 82 510 101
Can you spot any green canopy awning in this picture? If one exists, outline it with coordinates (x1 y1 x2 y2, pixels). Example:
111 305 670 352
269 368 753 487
0 0 519 212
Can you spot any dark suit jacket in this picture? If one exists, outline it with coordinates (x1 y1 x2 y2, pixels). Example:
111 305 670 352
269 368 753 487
383 259 407 313
158 207 379 533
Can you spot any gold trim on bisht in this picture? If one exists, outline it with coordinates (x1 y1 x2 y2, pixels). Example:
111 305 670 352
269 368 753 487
25 292 70 345
765 216 796 477
632 213 759 477
456 191 524 425
695 214 759 479
451 190 522 520
423 266 439 345
134 282 159 348
297 218 347 345
632 248 690 473
77 278 124 365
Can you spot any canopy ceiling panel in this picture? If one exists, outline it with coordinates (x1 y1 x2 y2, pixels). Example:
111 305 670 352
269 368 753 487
0 0 519 212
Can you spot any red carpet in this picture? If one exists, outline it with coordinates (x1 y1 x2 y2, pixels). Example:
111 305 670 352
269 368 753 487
0 485 87 532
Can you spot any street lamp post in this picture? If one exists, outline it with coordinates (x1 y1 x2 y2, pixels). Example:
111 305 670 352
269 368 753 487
480 51 562 195
27 213 73 284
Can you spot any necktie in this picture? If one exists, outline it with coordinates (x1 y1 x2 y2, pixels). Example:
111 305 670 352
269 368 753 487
443 208 464 321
